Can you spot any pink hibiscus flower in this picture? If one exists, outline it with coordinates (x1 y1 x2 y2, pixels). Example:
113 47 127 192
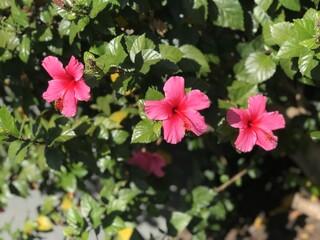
42 56 90 117
227 94 285 152
145 76 210 144
128 151 166 177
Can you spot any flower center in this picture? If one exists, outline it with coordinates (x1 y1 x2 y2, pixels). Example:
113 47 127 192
172 107 192 130
54 80 76 113
172 106 178 114
54 98 63 111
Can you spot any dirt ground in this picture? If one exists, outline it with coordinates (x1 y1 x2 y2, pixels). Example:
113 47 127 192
225 208 320 240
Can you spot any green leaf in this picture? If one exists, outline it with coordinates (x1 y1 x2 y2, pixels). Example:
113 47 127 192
253 6 271 26
11 4 29 27
193 0 208 21
227 81 258 106
255 0 273 11
90 207 105 229
192 186 216 212
48 42 63 55
270 22 295 45
77 16 90 32
40 10 51 24
248 167 261 179
141 49 162 65
131 120 162 143
12 180 28 197
107 187 140 214
39 27 53 42
262 24 275 46
245 52 276 83
300 38 319 50
104 216 126 236
210 201 228 220
19 35 31 63
8 140 30 163
159 45 184 63
179 45 210 74
218 99 238 109
145 87 164 101
80 194 97 217
0 30 8 49
69 21 78 45
91 95 112 114
95 35 127 73
45 147 63 171
277 39 306 59
67 208 84 229
294 19 315 41
298 51 318 77
58 19 71 36
0 106 19 137
90 0 108 18
140 49 163 73
111 129 129 145
279 0 300 11
170 212 192 233
303 8 320 21
60 173 77 193
212 0 244 30
279 59 296 79
130 34 155 62
298 76 315 86
311 131 320 140
41 196 59 215
0 0 10 9
63 227 80 238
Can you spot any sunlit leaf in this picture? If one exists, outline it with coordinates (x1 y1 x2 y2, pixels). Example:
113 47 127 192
19 35 30 63
245 52 276 83
131 120 162 143
212 0 244 30
170 212 192 233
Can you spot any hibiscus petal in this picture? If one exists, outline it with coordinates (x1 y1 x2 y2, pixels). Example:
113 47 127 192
42 56 66 79
127 152 149 168
74 80 90 101
151 165 165 177
42 79 68 102
248 94 267 119
234 128 257 152
162 114 185 144
163 76 185 106
61 89 78 117
65 56 84 81
180 109 207 136
255 111 285 130
182 89 210 111
255 128 278 151
227 108 250 129
145 99 172 120
149 154 166 177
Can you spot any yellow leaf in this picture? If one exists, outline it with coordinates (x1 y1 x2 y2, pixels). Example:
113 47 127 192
109 111 129 124
37 215 53 232
117 227 134 240
61 197 74 211
110 73 120 82
124 87 136 96
24 220 37 234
